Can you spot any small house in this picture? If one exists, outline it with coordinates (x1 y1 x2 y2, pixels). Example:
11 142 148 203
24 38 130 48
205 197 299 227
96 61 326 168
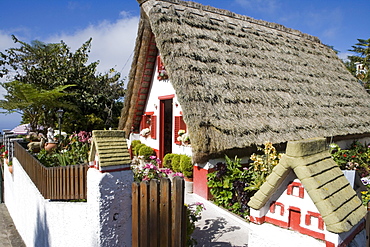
248 138 367 247
119 0 370 198
88 130 131 172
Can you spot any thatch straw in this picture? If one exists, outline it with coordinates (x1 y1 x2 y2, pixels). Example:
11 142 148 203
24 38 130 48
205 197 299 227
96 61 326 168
90 130 131 167
119 0 370 163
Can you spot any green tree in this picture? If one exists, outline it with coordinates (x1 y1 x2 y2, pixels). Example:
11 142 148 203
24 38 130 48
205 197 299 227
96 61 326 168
0 35 125 132
346 38 370 86
0 80 75 132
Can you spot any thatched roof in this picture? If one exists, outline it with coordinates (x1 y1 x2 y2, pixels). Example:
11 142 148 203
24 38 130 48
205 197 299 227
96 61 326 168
248 138 367 233
119 0 370 163
89 130 131 168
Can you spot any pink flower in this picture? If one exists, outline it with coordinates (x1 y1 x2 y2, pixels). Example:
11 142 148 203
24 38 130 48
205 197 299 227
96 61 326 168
173 172 184 178
150 156 157 160
162 168 172 175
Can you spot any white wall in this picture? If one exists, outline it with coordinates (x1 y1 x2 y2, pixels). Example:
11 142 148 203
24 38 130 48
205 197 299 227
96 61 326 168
136 54 192 156
4 158 90 247
4 158 133 247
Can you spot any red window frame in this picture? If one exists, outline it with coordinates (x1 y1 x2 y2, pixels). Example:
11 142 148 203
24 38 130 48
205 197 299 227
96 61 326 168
174 116 187 144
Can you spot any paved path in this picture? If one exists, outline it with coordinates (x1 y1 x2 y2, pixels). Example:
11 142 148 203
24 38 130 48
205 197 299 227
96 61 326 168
0 192 248 247
185 193 250 247
0 203 26 247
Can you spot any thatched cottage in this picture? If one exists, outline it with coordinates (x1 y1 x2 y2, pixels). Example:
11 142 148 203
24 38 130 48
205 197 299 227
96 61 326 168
119 0 370 198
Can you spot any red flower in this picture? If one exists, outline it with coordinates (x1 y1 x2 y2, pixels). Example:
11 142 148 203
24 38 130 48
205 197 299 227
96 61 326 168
352 155 356 158
343 154 347 157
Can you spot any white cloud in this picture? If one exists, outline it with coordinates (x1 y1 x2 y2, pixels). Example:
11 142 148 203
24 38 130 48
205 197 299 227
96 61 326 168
0 31 17 51
338 52 351 63
46 14 139 79
0 14 139 98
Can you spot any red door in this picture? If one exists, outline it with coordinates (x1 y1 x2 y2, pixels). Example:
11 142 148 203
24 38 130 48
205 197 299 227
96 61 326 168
288 208 301 231
159 99 173 161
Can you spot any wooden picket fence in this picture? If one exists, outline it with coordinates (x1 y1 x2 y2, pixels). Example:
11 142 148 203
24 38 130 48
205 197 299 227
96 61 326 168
132 177 187 247
13 141 88 200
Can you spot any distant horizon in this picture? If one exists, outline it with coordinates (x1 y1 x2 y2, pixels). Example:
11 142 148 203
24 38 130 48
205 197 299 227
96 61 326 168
0 112 22 133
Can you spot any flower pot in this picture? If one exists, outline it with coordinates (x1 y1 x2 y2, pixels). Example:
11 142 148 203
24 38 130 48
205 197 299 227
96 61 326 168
8 165 13 174
185 180 193 194
45 142 57 152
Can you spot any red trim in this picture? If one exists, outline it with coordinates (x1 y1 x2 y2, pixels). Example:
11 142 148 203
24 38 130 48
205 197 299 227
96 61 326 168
193 166 213 199
265 215 325 241
250 216 266 225
287 182 304 198
265 216 289 228
131 33 157 132
145 111 154 115
305 211 324 230
140 114 151 130
326 242 335 247
158 94 175 100
270 201 285 216
151 115 157 139
174 116 187 144
298 225 325 241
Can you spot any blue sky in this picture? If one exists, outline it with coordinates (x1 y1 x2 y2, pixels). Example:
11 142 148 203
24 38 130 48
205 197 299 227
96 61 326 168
1 0 369 132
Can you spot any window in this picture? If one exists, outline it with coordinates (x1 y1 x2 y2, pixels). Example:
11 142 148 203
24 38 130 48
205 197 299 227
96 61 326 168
287 182 304 198
151 115 157 139
174 116 187 144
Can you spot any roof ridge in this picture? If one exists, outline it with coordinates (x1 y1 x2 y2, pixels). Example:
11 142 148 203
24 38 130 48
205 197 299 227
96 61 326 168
154 0 321 43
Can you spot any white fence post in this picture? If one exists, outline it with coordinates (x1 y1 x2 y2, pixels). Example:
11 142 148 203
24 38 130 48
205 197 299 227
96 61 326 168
87 167 133 247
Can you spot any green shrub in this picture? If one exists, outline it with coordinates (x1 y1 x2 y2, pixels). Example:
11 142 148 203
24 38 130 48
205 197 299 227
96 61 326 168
163 153 177 169
138 145 155 160
131 140 141 150
180 155 193 178
133 143 145 156
171 154 181 172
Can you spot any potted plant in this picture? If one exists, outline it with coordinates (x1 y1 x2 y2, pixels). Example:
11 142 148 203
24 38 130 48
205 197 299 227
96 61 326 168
8 160 13 174
140 128 150 138
180 155 193 181
138 145 155 161
177 130 190 145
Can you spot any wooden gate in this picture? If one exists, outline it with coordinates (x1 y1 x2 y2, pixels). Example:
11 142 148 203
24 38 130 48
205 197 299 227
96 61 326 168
132 176 187 247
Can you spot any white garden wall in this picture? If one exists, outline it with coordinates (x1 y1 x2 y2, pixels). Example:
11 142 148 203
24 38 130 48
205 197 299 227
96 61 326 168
4 157 132 247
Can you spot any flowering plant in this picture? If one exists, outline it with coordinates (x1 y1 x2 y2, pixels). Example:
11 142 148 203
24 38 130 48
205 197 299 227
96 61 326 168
140 128 150 137
177 130 190 144
0 145 6 158
132 155 186 182
208 142 281 218
1 150 9 159
330 141 370 177
35 131 91 167
178 129 186 136
132 156 168 182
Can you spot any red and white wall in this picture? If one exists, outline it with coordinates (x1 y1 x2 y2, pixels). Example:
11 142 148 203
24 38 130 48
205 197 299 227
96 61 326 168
128 54 191 161
249 170 366 247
